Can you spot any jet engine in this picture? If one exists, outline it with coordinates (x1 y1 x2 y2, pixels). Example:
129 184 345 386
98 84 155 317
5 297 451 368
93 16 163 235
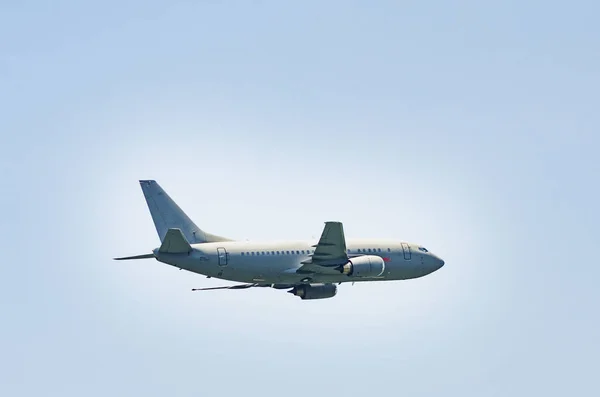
339 255 385 277
288 284 337 300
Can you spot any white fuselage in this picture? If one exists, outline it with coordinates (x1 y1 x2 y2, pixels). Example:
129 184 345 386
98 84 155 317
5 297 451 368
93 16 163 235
154 238 445 285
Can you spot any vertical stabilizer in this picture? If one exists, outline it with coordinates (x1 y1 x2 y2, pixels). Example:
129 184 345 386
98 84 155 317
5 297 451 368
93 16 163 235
139 180 231 243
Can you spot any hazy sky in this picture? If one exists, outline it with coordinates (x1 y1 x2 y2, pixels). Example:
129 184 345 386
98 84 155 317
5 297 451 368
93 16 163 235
1 1 599 396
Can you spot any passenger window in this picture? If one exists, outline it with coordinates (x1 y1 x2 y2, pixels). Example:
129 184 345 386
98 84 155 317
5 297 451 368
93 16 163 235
261 252 265 255
252 252 255 256
241 252 245 256
387 248 391 252
271 251 275 255
301 250 305 254
368 248 371 253
296 250 300 254
378 248 381 252
286 250 290 254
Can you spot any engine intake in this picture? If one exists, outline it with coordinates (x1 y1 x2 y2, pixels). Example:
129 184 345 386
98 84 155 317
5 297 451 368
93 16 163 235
339 255 385 277
288 284 337 300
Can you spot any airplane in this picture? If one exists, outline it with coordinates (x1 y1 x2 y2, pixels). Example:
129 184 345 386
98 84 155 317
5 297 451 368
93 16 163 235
114 180 445 300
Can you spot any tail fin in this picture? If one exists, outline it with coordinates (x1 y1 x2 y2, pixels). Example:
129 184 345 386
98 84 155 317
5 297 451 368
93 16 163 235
139 180 231 244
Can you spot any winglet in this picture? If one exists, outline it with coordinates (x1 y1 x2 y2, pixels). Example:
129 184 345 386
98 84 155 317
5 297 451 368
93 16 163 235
159 228 192 254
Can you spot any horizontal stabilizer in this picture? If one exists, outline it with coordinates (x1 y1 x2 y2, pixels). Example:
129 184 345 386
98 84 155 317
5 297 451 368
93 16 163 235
159 228 192 254
114 253 155 260
192 283 258 291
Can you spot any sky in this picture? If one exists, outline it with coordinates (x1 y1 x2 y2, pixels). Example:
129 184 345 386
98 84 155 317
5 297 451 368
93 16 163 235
1 1 599 396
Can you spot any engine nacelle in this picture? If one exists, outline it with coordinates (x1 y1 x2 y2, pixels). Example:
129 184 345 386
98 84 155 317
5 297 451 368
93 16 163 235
288 284 337 300
340 255 385 277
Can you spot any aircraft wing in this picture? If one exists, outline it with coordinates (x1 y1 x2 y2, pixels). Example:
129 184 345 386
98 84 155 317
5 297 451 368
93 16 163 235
311 221 348 263
296 221 349 274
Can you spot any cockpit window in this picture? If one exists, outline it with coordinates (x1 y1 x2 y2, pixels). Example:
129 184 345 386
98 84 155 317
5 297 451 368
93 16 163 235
418 247 429 252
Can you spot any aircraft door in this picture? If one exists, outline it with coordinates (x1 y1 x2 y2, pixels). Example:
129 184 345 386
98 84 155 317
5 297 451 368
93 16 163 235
401 243 412 260
217 247 228 267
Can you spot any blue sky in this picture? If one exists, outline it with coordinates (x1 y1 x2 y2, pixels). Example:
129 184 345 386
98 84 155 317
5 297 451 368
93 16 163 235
1 1 599 396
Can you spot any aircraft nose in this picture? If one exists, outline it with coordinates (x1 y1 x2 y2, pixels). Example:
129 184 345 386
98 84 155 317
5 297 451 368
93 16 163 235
432 254 444 270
